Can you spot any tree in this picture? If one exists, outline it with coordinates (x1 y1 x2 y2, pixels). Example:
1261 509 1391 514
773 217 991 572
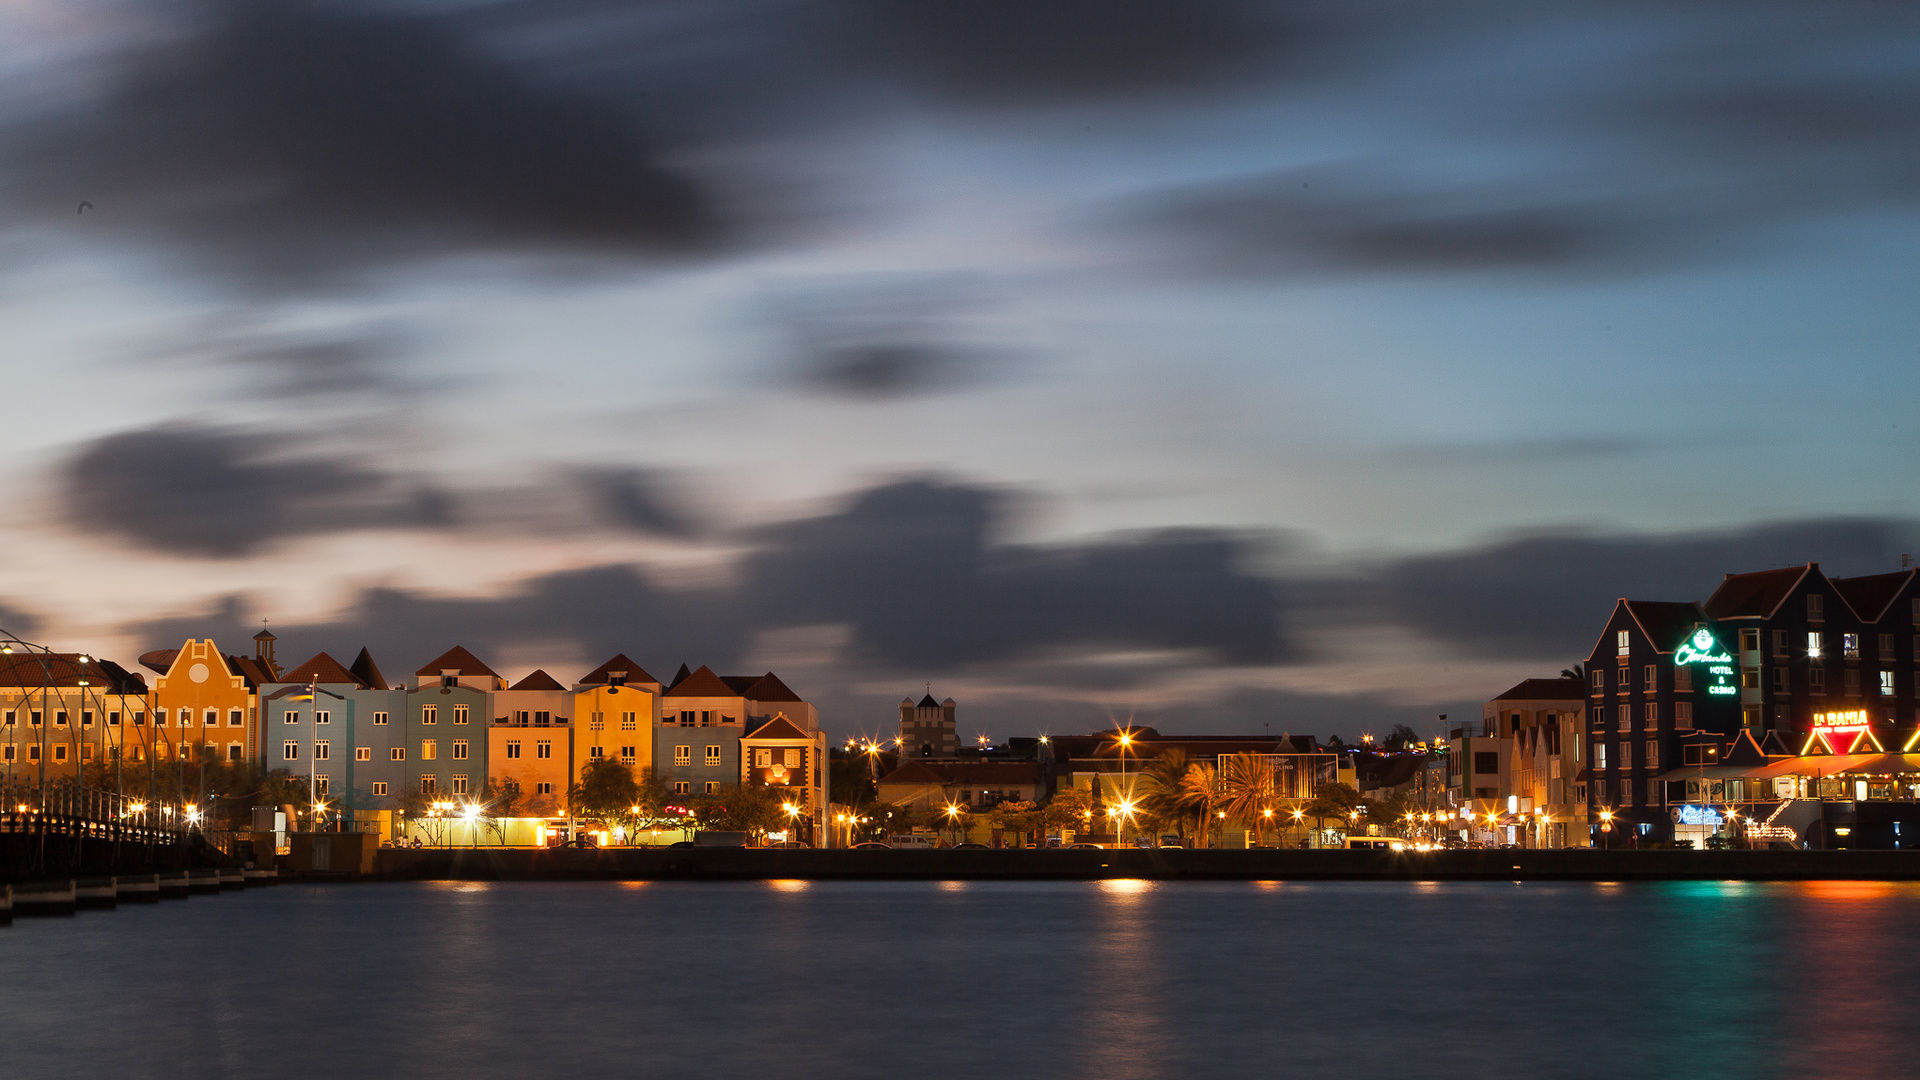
688 784 792 843
1561 664 1585 683
1042 786 1098 838
927 802 971 845
1384 724 1419 751
987 799 1039 847
1134 750 1191 839
569 757 640 825
1218 753 1276 845
1304 781 1363 843
1177 762 1219 848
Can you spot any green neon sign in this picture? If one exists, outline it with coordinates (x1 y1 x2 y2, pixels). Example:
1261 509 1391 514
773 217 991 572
1674 628 1739 696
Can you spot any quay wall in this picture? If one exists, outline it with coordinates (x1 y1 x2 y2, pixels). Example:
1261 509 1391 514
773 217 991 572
366 846 1920 883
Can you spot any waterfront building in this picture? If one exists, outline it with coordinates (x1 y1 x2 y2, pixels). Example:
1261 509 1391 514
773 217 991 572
0 649 147 784
491 669 575 816
146 637 273 768
899 693 959 758
408 646 504 802
263 649 408 822
740 707 829 845
575 654 660 791
1472 678 1588 847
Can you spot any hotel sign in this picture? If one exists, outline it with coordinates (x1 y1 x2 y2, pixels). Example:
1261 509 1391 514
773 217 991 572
1674 629 1738 696
1811 710 1873 754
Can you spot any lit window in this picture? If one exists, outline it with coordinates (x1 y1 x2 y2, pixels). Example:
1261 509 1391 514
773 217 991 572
1882 671 1896 695
705 781 721 794
674 745 691 766
1808 632 1823 658
755 748 772 768
421 740 437 761
1843 634 1860 659
1617 630 1630 656
705 745 722 766
783 749 801 768
356 747 371 761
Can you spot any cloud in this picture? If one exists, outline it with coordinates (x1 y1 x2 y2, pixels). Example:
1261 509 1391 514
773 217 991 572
0 599 42 639
65 424 443 558
572 467 702 538
12 0 716 287
1371 517 1920 662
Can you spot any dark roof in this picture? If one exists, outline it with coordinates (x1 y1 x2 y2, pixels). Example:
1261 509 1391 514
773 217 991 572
0 652 146 693
225 655 275 687
1624 600 1708 652
510 669 566 691
1832 570 1916 623
917 693 940 708
577 653 658 687
664 665 736 698
877 761 1042 786
743 672 803 703
668 663 692 690
349 648 388 690
744 716 811 741
138 648 178 675
1703 565 1811 619
254 628 276 640
281 652 364 687
721 676 758 694
1491 677 1587 702
414 646 499 678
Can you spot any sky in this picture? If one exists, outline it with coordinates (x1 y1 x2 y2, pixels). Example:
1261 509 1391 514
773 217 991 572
1 0 1917 744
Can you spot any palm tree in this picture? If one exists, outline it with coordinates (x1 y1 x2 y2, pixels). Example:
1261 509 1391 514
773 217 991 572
1177 762 1219 848
1561 663 1585 683
1218 753 1276 846
1134 750 1190 840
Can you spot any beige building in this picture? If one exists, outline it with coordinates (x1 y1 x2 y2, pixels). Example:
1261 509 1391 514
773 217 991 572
1466 677 1590 847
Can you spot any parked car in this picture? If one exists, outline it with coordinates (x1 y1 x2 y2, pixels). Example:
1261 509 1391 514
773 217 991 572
954 842 989 849
1067 843 1101 850
852 841 891 849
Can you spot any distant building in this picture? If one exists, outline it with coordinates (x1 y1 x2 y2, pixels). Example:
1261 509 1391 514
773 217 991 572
490 668 575 816
263 649 407 816
898 693 958 758
1454 677 1588 847
407 646 505 802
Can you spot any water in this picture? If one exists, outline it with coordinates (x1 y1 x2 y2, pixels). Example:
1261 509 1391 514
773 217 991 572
4 879 1916 1080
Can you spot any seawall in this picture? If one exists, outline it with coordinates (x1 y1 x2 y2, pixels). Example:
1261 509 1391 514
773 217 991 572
365 846 1920 882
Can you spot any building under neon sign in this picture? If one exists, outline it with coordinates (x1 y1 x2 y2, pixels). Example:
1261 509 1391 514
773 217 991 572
1673 628 1739 696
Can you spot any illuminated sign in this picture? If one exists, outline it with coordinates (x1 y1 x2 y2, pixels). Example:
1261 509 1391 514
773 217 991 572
1811 710 1874 754
1675 804 1724 827
1674 629 1739 696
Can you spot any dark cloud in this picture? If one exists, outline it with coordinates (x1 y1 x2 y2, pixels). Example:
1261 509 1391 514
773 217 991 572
1372 518 1920 662
770 273 1027 397
0 600 42 639
65 425 444 557
573 467 701 537
16 0 716 286
801 343 1008 397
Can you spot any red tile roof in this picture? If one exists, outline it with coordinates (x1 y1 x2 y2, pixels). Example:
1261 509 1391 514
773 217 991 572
0 653 145 693
744 716 811 741
664 665 737 698
281 652 364 687
510 669 566 691
1703 566 1811 619
742 672 804 702
1832 570 1916 623
414 645 499 678
577 653 657 687
225 655 275 688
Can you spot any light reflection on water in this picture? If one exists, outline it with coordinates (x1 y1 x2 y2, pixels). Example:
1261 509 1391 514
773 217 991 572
4 880 1918 1080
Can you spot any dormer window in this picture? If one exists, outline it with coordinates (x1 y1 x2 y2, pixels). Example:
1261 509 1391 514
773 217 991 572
440 669 459 688
1808 594 1824 621
608 671 627 687
1617 630 1630 657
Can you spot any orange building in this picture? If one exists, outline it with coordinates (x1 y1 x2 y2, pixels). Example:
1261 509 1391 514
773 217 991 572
145 636 277 768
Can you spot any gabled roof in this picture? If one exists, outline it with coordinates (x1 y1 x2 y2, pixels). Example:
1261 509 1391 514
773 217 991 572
743 672 803 703
721 675 758 694
350 648 389 691
1703 565 1812 620
510 669 566 691
1831 570 1916 623
577 653 657 687
744 715 811 741
225 655 275 687
1722 730 1771 767
1491 678 1586 702
0 653 146 692
668 663 692 690
664 665 737 698
1623 600 1708 653
281 652 364 687
414 645 499 678
876 761 950 786
917 693 940 708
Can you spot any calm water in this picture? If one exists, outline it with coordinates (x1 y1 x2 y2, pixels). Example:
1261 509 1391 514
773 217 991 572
4 879 1917 1080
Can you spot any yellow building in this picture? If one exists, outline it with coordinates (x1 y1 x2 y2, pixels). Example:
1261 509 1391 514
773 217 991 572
571 654 661 785
490 669 574 816
0 650 149 785
146 637 276 769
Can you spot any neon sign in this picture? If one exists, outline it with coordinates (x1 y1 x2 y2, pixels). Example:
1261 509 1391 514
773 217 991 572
1811 710 1874 754
1676 804 1724 827
1674 628 1739 696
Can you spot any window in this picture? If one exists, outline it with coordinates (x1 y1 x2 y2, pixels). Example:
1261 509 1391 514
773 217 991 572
372 782 388 796
590 712 604 731
1591 670 1604 694
391 747 406 761
784 749 801 768
1619 743 1633 770
1617 705 1631 731
1 710 10 726
53 744 66 762
1844 669 1861 695
284 741 299 760
516 711 530 725
314 776 328 795
1646 779 1662 806
421 739 437 761
536 741 552 760
705 745 722 766
1843 633 1860 659
1881 634 1897 659
1645 740 1659 769
675 745 691 766
507 741 522 759
1740 629 1759 653
373 711 388 726
54 711 67 727
621 745 636 763
228 709 244 727
700 710 713 727
1773 667 1790 692
535 783 553 795
1914 597 1920 627
1474 751 1499 775
680 710 695 727
1643 702 1658 726
1773 629 1789 657
421 776 437 795
621 712 637 730
151 708 164 726
452 739 468 760
315 741 329 760
1808 632 1824 658
356 746 372 761
534 711 550 727
81 711 94 728
1882 671 1896 695
315 710 329 725
1617 629 1630 656
1811 667 1827 692
441 675 457 689
1741 667 1760 690
755 748 772 768
132 711 145 727
722 715 737 725
284 710 298 725
1595 779 1610 803
452 775 468 795
1644 664 1657 691
589 746 604 759
2 746 11 761
453 706 469 725
421 705 437 725
673 781 690 795
1808 593 1824 620
27 745 38 761
1675 665 1693 692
